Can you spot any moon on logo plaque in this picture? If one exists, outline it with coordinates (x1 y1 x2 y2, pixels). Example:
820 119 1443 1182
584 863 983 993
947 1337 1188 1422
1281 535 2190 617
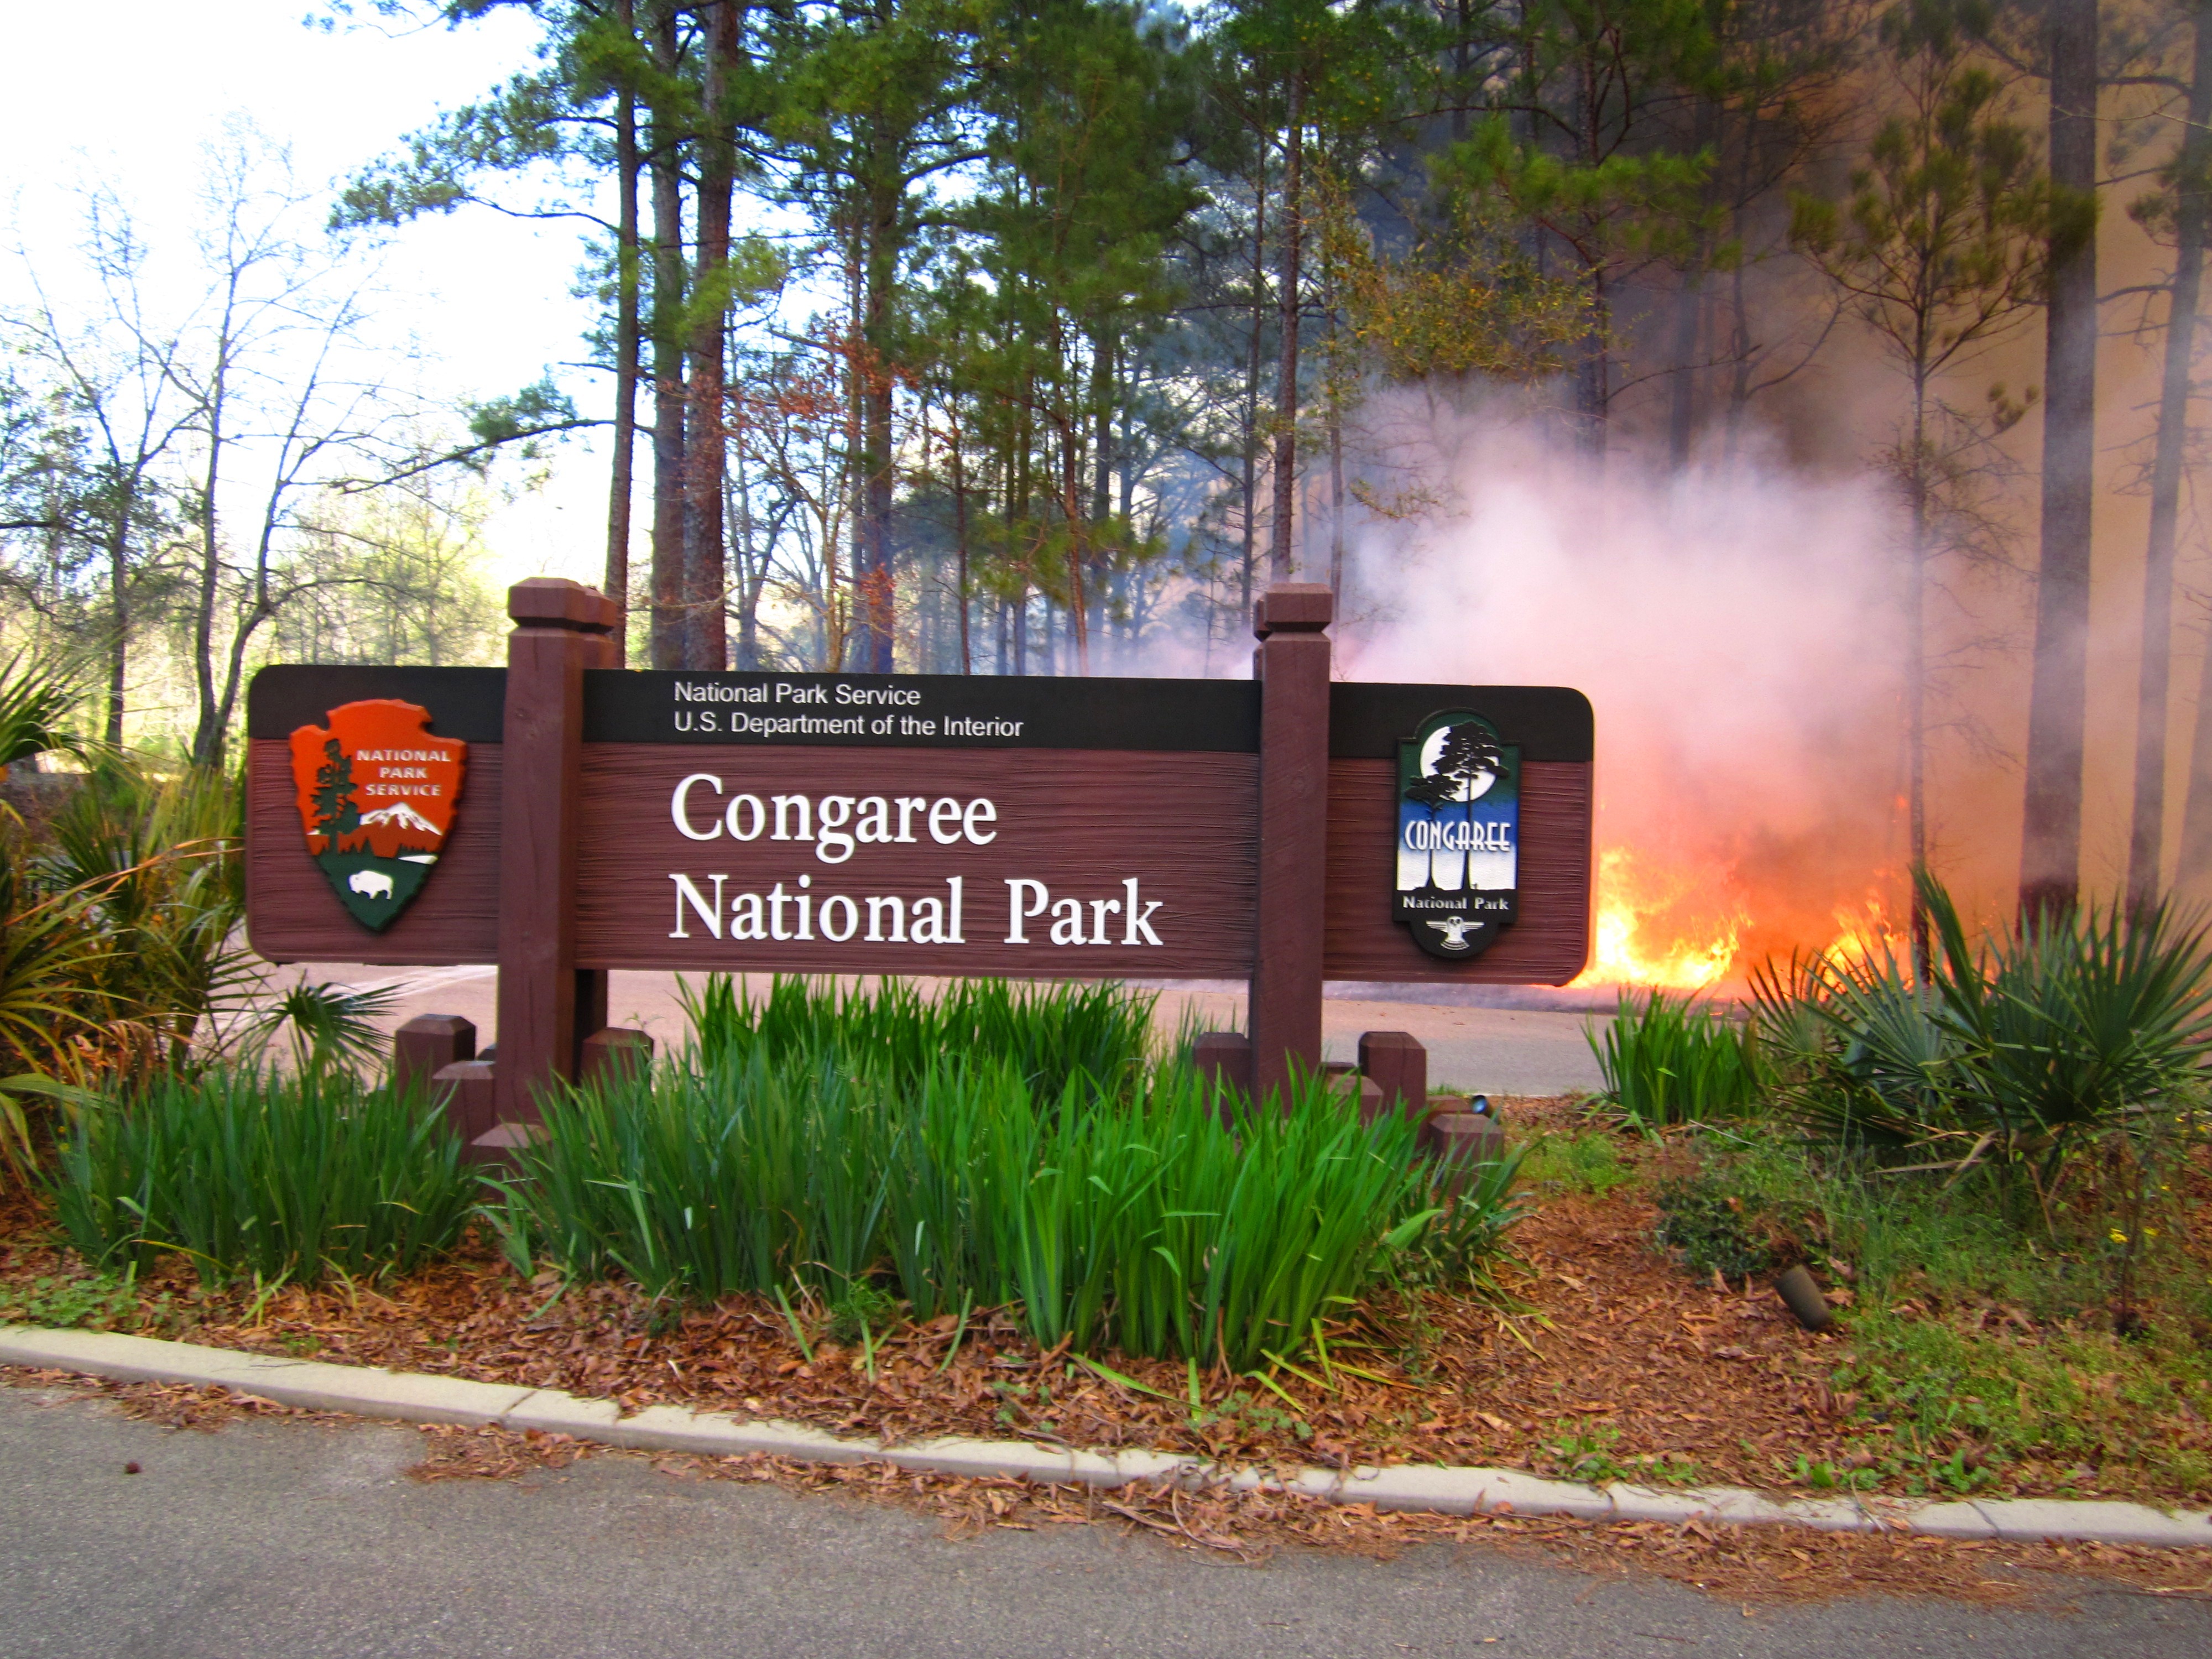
288 700 466 931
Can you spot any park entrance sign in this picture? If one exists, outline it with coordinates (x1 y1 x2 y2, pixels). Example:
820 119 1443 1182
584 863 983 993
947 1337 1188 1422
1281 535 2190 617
245 580 1592 1133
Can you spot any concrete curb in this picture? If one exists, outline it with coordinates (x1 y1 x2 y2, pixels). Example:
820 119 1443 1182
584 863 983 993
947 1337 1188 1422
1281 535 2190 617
7 1326 2210 1549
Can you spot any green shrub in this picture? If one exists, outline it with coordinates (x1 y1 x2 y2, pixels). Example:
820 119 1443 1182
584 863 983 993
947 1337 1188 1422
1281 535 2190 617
1589 989 1763 1129
492 1048 1506 1370
1652 1168 1779 1280
54 1067 473 1285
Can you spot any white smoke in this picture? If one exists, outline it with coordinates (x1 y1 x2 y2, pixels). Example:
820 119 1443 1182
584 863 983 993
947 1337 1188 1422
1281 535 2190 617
1333 398 1907 968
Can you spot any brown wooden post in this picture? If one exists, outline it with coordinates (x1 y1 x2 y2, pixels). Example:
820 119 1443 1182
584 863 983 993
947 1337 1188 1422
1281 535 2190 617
581 1026 654 1086
1191 1031 1253 1115
433 1058 498 1149
494 578 620 1126
394 1014 474 1098
1250 583 1333 1106
1358 1031 1427 1119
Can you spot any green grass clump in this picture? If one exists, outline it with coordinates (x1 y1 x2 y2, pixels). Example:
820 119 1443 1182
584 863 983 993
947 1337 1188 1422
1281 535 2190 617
54 1068 473 1285
492 1048 1491 1371
681 974 1157 1102
1589 990 1762 1130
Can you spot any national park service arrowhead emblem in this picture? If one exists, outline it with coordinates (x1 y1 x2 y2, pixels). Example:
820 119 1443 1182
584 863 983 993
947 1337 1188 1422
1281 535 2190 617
1395 709 1519 961
288 700 466 931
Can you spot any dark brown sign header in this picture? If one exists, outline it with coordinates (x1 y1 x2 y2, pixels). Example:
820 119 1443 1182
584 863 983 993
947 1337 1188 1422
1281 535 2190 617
582 670 1260 752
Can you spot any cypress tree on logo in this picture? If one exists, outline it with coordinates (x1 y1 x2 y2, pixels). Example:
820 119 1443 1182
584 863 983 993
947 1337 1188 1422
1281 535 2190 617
288 700 466 931
1395 710 1519 960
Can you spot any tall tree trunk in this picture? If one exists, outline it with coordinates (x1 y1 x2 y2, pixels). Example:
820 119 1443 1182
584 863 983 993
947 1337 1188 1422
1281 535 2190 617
1239 150 1266 619
1907 374 1932 981
1062 406 1089 675
1328 390 1345 606
190 346 231 769
1269 65 1305 582
856 182 900 673
951 406 971 674
2129 2 2212 907
734 405 763 669
2177 587 2212 888
604 2 640 664
1666 267 1702 469
2020 0 2099 917
685 0 738 671
104 495 133 748
647 6 688 671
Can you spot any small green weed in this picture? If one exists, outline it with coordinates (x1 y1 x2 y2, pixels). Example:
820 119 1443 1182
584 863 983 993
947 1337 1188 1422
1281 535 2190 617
1834 1306 2212 1495
0 1269 138 1331
1652 1170 1776 1280
826 1281 902 1347
1539 1419 1706 1486
1520 1131 1635 1197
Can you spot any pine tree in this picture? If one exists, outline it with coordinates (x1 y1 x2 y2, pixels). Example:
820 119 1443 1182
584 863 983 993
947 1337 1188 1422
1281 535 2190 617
310 739 361 842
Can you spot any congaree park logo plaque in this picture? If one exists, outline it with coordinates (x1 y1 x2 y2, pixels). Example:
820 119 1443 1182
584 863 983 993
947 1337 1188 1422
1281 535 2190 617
289 699 466 931
1395 709 1519 961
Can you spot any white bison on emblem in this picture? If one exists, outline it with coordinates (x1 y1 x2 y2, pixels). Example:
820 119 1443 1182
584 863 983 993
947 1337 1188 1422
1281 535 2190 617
348 869 395 901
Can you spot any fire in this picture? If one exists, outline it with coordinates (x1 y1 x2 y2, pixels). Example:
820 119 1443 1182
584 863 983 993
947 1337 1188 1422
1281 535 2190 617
1572 845 1749 991
1570 846 1906 991
1818 890 1907 973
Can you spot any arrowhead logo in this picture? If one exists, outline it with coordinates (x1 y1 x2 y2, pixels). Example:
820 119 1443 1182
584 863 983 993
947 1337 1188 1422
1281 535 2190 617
288 700 466 931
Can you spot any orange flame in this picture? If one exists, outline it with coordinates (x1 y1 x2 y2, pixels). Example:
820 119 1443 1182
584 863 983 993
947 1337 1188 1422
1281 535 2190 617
1572 846 1749 991
1572 846 1907 992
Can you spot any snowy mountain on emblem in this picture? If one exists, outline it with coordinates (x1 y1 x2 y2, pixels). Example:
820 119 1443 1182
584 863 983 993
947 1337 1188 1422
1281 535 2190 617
358 802 440 836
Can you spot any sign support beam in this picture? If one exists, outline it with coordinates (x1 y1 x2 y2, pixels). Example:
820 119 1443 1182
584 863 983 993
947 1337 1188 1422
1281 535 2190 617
493 578 620 1124
1250 584 1334 1103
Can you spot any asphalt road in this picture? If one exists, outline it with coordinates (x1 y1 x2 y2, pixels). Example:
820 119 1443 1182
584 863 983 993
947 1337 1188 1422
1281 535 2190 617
2 1389 2200 1659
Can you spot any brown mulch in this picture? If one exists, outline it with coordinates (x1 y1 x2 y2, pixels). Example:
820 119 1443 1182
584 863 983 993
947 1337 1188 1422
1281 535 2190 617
7 1367 2210 1606
0 1095 2198 1508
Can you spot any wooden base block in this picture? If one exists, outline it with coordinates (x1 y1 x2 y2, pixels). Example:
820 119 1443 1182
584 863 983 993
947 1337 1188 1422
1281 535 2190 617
394 1014 475 1099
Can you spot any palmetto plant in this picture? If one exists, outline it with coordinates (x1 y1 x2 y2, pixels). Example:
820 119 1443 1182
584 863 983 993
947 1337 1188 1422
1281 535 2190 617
43 761 252 1071
1760 870 2212 1180
0 650 95 771
245 979 401 1082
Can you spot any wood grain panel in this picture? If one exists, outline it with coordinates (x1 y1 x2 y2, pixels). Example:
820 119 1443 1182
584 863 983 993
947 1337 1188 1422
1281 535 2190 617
246 738 503 965
1321 758 1592 984
573 745 1258 977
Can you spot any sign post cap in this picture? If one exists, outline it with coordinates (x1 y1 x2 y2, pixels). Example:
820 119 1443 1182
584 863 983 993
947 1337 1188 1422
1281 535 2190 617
1254 584 1334 638
509 578 620 633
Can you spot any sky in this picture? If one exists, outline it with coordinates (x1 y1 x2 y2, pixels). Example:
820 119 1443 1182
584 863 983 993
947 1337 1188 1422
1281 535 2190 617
0 0 613 584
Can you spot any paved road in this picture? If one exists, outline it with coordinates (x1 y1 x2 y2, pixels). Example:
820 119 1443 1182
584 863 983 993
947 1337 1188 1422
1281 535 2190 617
1 1389 2198 1658
285 964 1613 1097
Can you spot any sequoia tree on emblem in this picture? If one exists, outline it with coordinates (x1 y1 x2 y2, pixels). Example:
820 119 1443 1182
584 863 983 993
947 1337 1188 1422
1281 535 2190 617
1395 709 1519 961
288 700 466 931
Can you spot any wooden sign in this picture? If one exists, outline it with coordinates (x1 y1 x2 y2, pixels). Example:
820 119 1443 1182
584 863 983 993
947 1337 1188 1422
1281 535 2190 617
245 580 1591 1118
